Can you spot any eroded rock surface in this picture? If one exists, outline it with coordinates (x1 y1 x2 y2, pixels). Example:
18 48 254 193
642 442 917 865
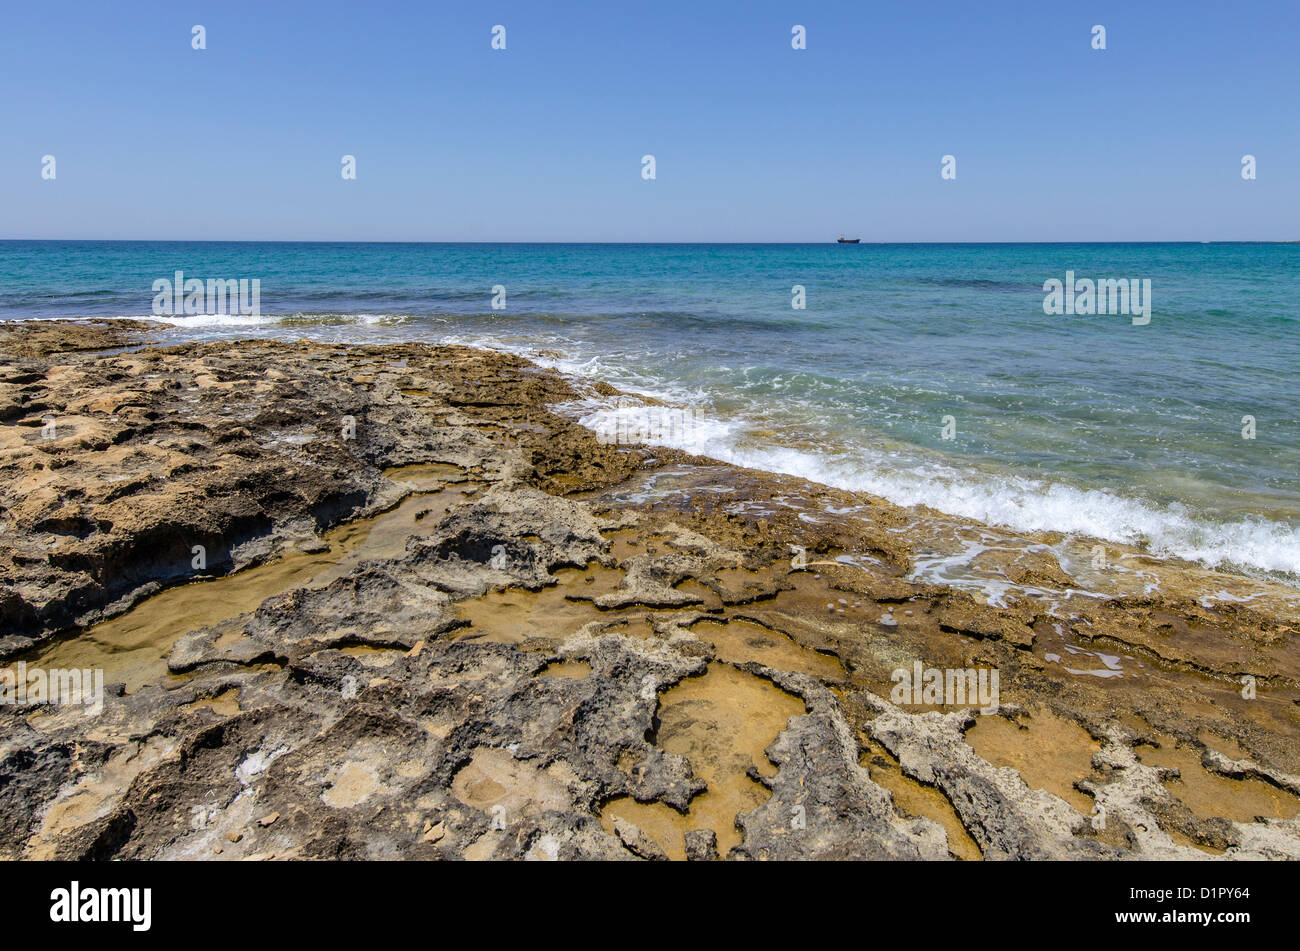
3 323 1298 861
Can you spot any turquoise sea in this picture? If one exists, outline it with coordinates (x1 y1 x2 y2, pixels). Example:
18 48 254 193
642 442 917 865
2 240 1296 581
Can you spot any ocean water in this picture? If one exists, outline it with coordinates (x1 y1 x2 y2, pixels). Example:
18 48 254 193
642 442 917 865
2 240 1297 581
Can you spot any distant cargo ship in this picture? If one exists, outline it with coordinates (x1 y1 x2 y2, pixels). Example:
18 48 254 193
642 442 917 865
836 236 860 244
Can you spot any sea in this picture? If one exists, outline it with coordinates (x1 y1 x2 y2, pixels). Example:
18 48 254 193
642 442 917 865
2 240 1296 582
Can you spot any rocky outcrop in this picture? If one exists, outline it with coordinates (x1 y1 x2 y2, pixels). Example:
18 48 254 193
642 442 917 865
3 322 1298 861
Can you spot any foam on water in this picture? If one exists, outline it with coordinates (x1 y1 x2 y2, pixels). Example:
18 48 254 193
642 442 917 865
20 312 413 330
136 313 281 328
569 394 1300 580
423 326 1300 583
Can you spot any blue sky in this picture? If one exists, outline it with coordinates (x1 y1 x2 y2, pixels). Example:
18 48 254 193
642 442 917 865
2 0 1296 241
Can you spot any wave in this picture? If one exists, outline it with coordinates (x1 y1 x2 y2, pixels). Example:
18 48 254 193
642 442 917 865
137 313 280 328
19 314 1296 580
278 313 412 326
571 398 1300 580
9 313 415 329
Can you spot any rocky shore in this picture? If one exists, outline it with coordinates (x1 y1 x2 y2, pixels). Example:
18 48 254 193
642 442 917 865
2 320 1298 860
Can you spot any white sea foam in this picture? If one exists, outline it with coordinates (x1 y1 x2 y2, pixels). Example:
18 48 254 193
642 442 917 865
576 399 735 454
16 313 416 330
140 313 280 328
571 397 1300 580
49 317 1283 582
427 329 1299 580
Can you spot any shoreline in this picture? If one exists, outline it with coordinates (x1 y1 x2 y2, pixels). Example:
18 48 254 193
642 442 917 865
2 320 1299 860
8 310 1297 584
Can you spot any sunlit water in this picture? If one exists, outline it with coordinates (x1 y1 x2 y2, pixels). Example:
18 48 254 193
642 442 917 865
3 240 1296 581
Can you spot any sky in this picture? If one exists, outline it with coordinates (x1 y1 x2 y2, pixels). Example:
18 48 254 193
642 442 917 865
1 0 1297 242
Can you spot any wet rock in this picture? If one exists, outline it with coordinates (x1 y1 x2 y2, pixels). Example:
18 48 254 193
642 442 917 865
4 322 1298 862
863 695 1111 859
735 670 951 861
593 552 707 609
613 817 669 861
683 828 718 861
0 319 153 359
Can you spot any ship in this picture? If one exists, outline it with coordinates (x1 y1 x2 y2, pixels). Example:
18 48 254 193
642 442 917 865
836 236 860 244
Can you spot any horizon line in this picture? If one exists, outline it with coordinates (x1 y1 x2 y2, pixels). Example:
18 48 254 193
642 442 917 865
2 238 1298 246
